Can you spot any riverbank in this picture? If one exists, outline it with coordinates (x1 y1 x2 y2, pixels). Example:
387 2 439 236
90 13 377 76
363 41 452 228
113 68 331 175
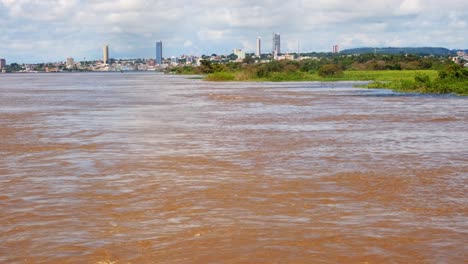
205 70 468 95
205 69 438 82
199 68 467 95
169 54 467 95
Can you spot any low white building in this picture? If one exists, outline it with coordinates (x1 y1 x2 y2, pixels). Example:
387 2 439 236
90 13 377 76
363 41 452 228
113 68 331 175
276 53 295 61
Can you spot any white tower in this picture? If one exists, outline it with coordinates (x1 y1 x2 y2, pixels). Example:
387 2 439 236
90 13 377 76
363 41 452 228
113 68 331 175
256 37 261 57
103 45 109 64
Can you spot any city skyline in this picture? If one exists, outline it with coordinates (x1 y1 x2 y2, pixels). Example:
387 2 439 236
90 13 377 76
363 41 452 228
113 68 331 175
0 0 467 63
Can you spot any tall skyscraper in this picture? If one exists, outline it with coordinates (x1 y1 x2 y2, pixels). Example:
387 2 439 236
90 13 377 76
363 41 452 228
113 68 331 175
156 41 163 65
0 59 6 69
273 33 280 55
103 45 109 64
332 45 339 54
256 37 261 57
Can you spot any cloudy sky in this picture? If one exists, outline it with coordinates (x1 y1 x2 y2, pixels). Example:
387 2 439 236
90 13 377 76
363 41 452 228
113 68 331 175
0 0 467 63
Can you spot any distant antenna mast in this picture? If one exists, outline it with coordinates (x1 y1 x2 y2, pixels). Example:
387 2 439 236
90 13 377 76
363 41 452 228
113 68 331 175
297 41 300 57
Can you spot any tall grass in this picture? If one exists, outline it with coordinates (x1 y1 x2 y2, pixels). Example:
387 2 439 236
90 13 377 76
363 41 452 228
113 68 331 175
342 70 438 81
205 70 439 82
204 69 467 95
366 71 468 95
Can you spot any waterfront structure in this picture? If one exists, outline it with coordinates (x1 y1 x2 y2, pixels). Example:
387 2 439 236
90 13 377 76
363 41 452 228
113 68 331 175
273 33 280 56
66 58 74 68
156 41 163 65
103 45 109 64
256 37 261 56
0 59 5 69
233 49 246 60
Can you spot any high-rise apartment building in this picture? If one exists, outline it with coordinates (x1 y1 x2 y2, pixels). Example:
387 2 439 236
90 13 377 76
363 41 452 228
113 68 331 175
332 45 339 53
103 45 109 64
156 41 163 65
0 59 6 69
256 37 261 57
66 57 74 68
273 33 280 55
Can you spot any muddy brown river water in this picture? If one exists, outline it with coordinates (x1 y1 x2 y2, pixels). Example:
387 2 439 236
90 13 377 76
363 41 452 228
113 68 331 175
1 73 467 263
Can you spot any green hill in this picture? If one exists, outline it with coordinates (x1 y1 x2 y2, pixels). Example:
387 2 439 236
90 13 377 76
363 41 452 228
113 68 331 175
340 47 456 56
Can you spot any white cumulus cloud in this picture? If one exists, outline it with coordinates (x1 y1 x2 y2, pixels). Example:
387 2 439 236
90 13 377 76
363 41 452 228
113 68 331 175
0 0 467 63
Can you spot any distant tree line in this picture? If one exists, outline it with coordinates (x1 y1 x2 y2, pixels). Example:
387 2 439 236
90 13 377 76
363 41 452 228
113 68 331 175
170 53 453 77
339 47 463 56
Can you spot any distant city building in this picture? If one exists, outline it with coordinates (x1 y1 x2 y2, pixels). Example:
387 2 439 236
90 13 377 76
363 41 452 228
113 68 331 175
333 45 339 54
186 56 195 64
273 33 281 56
276 53 295 61
147 59 156 67
256 37 261 56
156 41 163 65
170 56 178 65
233 49 246 60
103 45 109 64
66 57 74 68
0 59 5 69
457 50 465 57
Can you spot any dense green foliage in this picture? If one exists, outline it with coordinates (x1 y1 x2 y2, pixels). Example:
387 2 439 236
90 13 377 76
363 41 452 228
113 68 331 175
172 53 449 78
367 64 468 95
170 53 467 95
3 63 24 72
318 64 343 77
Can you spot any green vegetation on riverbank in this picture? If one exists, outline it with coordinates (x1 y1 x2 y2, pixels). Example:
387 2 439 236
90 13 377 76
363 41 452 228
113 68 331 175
367 64 468 95
205 69 440 82
170 53 467 95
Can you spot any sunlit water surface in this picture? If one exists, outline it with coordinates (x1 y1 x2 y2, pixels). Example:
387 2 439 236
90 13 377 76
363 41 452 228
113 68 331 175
1 73 467 263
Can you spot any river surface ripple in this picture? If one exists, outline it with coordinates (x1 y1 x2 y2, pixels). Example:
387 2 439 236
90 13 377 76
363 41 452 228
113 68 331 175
1 73 467 263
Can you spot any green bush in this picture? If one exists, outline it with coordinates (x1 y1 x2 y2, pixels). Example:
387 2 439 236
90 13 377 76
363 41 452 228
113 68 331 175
439 64 468 79
414 73 431 87
205 72 235 81
318 64 343 77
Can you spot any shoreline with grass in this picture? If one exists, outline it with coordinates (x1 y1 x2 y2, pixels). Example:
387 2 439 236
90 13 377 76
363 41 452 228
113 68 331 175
170 56 468 95
201 69 468 96
205 69 437 82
